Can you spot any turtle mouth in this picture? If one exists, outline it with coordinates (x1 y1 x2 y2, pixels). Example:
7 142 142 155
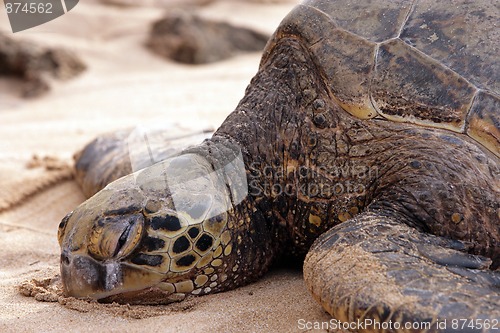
60 251 166 300
60 251 122 299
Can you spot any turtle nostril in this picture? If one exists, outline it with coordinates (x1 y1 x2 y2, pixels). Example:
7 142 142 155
61 252 71 266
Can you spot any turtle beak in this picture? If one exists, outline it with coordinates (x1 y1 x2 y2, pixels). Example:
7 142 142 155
60 250 122 298
60 250 167 300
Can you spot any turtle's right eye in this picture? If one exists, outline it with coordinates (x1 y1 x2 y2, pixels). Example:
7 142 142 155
58 212 72 247
114 223 134 256
88 214 144 260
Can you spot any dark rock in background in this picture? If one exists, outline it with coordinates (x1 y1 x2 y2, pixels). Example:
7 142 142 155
146 11 270 64
0 33 86 98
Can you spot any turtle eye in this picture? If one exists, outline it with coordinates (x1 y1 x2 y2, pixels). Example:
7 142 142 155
58 212 72 247
114 223 133 256
88 214 144 260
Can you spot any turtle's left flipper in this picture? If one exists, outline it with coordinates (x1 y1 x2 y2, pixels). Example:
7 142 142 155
304 211 500 333
74 128 212 197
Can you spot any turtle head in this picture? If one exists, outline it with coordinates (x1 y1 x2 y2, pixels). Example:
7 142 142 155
58 151 246 303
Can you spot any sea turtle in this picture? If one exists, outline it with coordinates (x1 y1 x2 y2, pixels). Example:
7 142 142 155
58 0 499 330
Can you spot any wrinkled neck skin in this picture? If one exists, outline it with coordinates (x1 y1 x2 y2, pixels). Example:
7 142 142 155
215 37 379 258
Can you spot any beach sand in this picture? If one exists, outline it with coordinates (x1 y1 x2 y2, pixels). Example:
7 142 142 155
0 1 333 332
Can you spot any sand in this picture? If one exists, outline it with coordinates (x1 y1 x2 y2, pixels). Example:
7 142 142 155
0 1 333 332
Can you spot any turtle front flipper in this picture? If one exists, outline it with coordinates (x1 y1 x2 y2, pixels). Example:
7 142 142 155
304 211 500 332
74 128 212 197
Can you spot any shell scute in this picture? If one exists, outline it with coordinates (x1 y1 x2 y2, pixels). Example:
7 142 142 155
303 0 413 42
401 0 499 93
372 39 476 132
467 91 500 156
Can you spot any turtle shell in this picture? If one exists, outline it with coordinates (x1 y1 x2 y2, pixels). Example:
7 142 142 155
263 0 499 157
